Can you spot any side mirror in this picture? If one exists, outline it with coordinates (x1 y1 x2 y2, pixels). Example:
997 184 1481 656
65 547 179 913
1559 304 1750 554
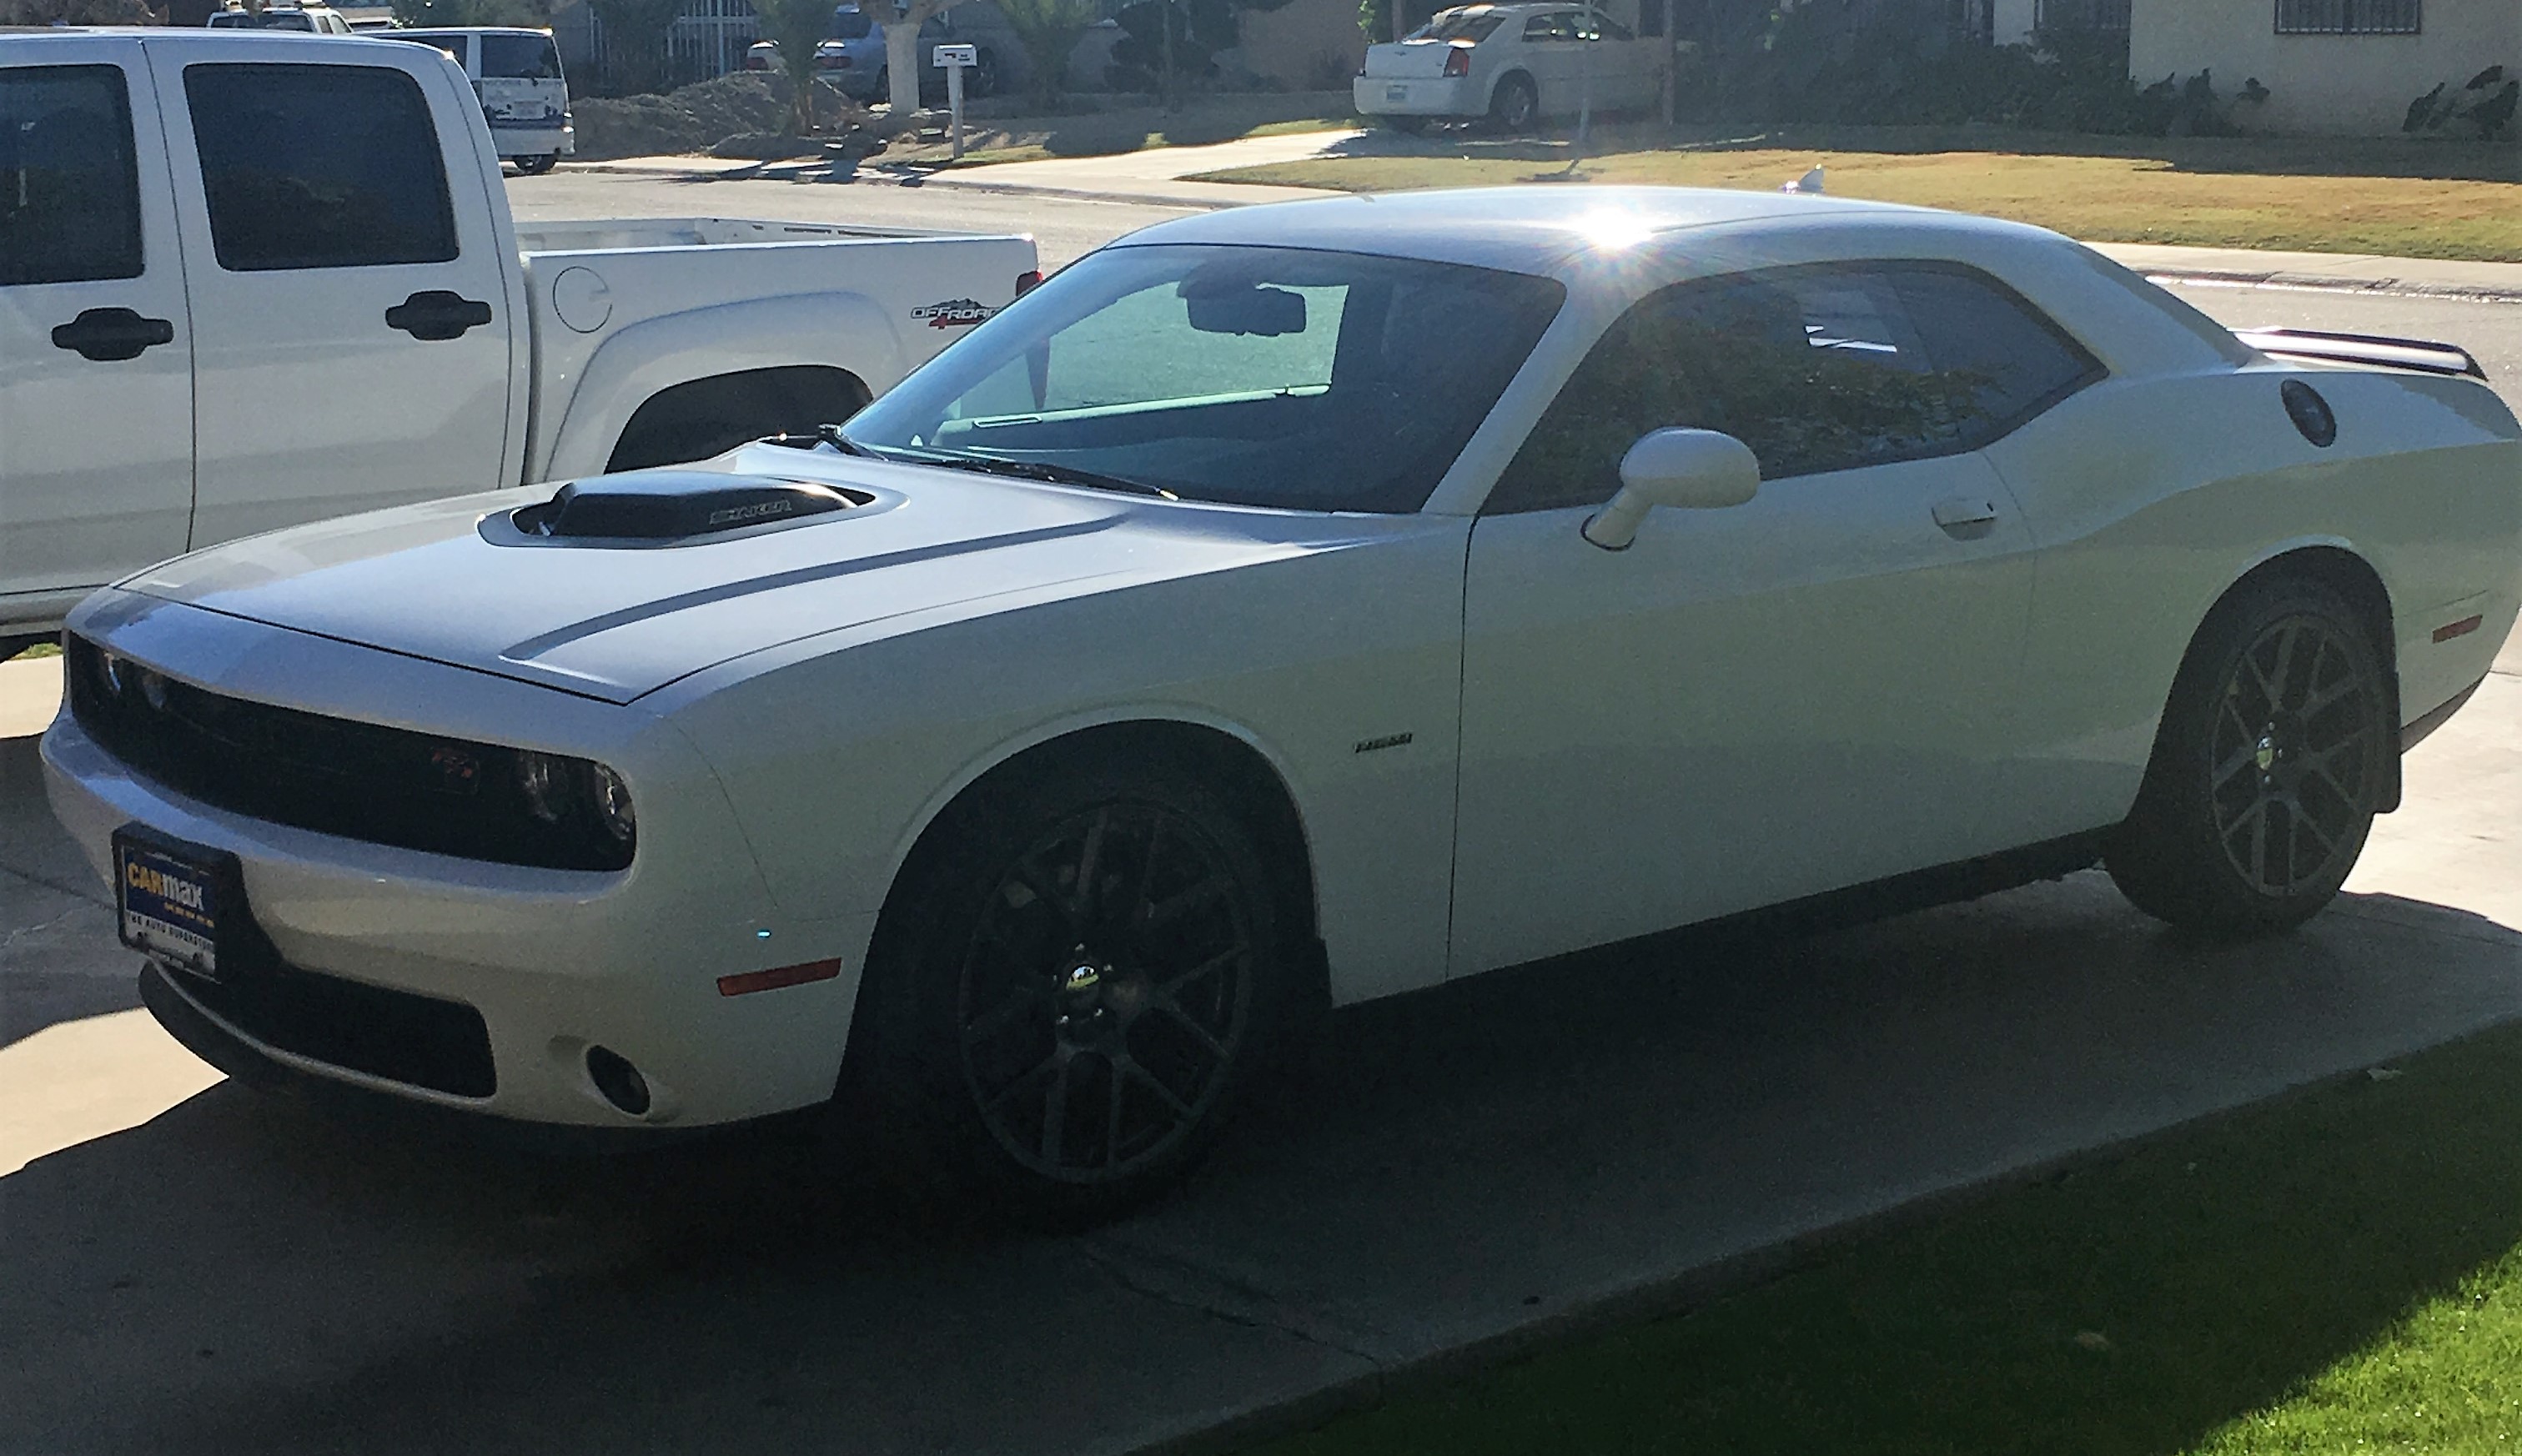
1580 429 1760 551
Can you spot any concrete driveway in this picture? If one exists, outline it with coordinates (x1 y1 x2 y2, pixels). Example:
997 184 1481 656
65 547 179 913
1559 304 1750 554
4 248 2521 1451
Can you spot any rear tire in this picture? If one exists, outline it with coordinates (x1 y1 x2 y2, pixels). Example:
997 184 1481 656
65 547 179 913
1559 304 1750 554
840 752 1295 1228
512 153 557 176
1489 73 1537 133
2106 576 2390 936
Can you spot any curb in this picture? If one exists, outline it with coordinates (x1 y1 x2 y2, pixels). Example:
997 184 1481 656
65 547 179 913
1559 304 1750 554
2138 267 2522 306
1128 1007 2522 1455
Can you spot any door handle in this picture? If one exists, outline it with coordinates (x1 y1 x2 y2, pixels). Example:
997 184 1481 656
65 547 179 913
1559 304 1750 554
50 307 176 362
385 290 494 341
1932 495 2002 534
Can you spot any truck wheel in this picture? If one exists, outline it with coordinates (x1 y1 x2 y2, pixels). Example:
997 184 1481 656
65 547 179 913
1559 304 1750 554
512 153 557 176
841 751 1297 1228
2106 575 2390 936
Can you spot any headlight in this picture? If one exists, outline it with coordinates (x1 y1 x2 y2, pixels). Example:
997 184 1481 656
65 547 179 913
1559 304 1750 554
515 750 637 855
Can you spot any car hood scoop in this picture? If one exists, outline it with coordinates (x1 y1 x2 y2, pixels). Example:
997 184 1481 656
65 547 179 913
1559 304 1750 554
114 445 1330 705
491 470 869 546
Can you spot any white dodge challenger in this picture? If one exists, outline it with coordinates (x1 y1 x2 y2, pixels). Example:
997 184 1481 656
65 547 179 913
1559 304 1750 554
45 188 2521 1220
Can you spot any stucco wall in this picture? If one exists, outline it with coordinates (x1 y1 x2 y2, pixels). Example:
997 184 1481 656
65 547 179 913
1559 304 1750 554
2130 0 2521 135
1237 0 1368 89
1994 0 2037 45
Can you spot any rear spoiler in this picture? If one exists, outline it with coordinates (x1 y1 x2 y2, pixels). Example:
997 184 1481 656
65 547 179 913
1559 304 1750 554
2233 327 2488 381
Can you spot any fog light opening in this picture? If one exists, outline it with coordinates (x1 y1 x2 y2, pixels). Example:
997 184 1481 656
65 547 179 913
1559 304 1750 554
585 1045 651 1117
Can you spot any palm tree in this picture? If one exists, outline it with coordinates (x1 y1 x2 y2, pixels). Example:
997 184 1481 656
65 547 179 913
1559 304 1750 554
997 0 1094 107
754 0 838 133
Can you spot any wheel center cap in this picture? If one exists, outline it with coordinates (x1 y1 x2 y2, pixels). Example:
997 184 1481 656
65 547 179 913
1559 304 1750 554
2255 731 2279 774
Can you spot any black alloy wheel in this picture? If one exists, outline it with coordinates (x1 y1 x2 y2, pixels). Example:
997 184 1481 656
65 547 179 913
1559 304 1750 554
842 753 1290 1223
959 802 1255 1185
2108 577 2389 935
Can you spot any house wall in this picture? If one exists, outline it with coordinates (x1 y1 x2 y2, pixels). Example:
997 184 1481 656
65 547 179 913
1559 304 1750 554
1994 0 2037 44
2129 0 2521 135
1236 0 1367 88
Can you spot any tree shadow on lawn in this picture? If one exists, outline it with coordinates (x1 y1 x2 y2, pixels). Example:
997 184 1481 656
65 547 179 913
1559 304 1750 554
1327 120 2522 184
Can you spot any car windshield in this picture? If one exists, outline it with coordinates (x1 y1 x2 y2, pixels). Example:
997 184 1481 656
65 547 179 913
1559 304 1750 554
843 244 1565 514
1407 8 1505 41
480 33 561 78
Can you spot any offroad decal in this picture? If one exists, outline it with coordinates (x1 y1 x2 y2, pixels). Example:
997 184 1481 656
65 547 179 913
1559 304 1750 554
912 298 997 329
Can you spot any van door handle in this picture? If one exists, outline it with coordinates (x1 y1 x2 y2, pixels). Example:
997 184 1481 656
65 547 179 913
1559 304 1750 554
385 290 494 341
51 307 175 362
1932 495 2002 534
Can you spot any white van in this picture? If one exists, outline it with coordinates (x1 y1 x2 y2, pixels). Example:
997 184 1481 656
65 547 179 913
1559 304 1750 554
384 27 572 173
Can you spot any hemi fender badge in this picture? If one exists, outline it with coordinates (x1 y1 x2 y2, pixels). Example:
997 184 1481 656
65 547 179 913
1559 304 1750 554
717 958 844 997
1354 732 1414 754
2434 615 2484 644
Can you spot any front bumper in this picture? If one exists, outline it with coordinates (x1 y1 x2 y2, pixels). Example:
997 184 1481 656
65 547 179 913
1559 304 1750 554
43 598 872 1129
1354 74 1477 117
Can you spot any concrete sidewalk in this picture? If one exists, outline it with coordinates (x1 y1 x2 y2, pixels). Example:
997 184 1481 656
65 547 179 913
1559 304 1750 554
571 128 2522 301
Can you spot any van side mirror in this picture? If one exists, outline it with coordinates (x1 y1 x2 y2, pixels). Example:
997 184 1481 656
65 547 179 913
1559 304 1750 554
1580 429 1760 551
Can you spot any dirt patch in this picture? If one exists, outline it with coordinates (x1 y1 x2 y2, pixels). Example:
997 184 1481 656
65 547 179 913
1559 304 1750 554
573 73 868 161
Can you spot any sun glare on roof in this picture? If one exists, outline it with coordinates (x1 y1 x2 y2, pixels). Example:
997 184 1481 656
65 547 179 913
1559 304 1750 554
1571 209 1655 249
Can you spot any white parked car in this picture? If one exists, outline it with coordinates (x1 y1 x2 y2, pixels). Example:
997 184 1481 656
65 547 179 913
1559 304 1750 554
47 188 2520 1222
1356 2 1661 133
0 28 1037 653
206 4 354 33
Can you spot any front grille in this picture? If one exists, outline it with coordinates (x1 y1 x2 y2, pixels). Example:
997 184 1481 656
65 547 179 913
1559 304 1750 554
179 960 496 1098
65 636 633 871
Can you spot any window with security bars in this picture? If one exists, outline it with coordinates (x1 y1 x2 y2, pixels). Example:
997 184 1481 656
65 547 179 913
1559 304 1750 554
2036 0 2131 29
2275 0 2421 34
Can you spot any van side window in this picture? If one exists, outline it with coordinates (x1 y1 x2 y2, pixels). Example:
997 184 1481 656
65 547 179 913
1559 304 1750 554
183 63 459 273
0 65 143 288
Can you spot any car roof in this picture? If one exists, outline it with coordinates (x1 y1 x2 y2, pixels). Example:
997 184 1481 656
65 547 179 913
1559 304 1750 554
1113 186 2019 275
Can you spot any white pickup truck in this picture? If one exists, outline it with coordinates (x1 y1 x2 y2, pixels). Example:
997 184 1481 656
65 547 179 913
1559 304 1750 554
0 28 1038 650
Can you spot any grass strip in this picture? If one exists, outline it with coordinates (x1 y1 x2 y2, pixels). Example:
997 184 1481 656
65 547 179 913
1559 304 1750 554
1194 140 2522 262
1245 1018 2522 1455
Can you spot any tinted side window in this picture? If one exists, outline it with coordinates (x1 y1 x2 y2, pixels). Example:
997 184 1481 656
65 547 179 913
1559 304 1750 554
0 65 143 288
1488 263 2100 513
183 63 459 272
480 33 561 79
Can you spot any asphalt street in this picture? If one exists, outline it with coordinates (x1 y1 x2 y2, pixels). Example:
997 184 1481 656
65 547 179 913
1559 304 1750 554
2 174 2518 1455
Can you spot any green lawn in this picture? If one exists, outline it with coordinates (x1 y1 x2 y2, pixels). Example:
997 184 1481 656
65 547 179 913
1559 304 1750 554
1193 128 2522 262
1246 1020 2522 1455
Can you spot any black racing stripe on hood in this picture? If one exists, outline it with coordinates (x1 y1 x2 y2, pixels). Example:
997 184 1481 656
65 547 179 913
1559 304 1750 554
498 516 1122 666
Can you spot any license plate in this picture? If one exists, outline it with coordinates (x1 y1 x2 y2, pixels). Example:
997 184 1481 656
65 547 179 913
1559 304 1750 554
115 829 228 982
1385 83 1409 103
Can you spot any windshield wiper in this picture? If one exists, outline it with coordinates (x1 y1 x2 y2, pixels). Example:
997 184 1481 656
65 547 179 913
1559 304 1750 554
877 447 1180 500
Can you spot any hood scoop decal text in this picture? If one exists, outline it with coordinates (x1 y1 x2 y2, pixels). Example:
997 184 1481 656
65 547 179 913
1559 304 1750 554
484 469 876 549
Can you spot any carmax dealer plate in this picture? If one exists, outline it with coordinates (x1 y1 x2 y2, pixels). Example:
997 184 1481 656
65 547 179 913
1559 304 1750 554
114 829 227 981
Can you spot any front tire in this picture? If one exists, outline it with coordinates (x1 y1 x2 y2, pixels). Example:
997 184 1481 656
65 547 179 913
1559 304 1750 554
2107 576 2390 936
842 752 1294 1226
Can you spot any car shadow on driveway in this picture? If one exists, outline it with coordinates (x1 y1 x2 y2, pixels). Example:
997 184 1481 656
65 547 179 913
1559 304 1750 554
3 871 2518 1455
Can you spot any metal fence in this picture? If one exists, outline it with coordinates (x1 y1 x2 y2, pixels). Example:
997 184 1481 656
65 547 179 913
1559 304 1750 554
558 0 762 93
2273 0 2422 34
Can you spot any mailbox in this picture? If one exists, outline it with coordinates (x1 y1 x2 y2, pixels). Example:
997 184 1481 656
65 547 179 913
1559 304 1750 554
932 43 977 67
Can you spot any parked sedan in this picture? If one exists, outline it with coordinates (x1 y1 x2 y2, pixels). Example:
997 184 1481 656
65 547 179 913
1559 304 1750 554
745 4 1003 103
48 188 2519 1223
1356 2 1660 132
